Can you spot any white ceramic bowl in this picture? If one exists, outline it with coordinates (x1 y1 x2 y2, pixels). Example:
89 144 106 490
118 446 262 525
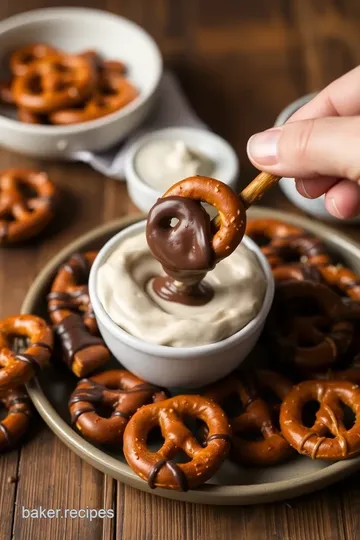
125 127 240 213
0 8 163 158
89 220 274 388
275 93 360 224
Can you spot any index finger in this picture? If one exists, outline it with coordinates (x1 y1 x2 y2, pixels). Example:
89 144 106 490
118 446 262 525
288 65 360 121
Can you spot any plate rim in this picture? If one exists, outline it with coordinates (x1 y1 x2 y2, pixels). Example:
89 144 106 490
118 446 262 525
21 208 360 505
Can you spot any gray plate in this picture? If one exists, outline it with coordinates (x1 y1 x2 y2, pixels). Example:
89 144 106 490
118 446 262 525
21 208 360 505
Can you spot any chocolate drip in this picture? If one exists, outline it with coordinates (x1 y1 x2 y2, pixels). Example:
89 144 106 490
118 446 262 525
31 341 53 353
71 406 96 424
206 433 232 444
152 276 214 306
148 458 189 491
146 196 215 306
15 353 41 373
0 423 10 445
54 313 104 367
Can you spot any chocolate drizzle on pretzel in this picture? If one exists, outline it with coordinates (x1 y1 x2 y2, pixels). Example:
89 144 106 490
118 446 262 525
146 177 245 306
0 387 32 451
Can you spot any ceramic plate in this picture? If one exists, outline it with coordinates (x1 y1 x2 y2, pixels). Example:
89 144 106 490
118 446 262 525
21 208 360 505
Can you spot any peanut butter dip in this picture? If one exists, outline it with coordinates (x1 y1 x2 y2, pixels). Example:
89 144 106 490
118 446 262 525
97 229 266 347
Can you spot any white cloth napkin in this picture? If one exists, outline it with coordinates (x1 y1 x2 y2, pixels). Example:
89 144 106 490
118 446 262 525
72 72 207 180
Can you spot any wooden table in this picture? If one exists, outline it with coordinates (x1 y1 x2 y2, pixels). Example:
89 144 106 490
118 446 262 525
1 1 360 539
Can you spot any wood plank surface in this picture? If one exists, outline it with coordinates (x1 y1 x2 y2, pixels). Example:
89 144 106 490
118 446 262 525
1 1 360 539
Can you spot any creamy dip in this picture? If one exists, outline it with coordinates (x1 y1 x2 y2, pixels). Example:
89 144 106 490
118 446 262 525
97 231 266 347
135 139 214 191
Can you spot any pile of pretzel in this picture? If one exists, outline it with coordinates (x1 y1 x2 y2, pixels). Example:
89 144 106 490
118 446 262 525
0 43 138 125
4 217 360 493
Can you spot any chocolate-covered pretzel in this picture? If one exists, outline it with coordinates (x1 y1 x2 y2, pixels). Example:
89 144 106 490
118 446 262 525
69 370 168 445
204 370 293 466
123 395 231 491
48 251 110 377
280 380 360 459
0 387 32 451
0 315 53 393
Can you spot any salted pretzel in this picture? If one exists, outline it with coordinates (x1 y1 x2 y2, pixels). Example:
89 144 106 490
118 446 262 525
50 71 138 125
280 380 360 459
318 264 360 300
123 395 231 491
246 219 332 268
148 176 245 265
48 251 110 377
0 315 53 393
0 387 32 451
269 281 354 371
10 43 58 76
12 52 97 114
0 168 57 245
272 263 323 284
69 370 168 445
204 370 293 466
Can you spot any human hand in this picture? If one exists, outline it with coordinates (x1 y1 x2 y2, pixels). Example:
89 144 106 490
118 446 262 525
246 66 360 219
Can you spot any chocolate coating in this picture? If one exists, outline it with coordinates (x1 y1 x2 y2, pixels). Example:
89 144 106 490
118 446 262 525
54 313 103 367
146 196 215 306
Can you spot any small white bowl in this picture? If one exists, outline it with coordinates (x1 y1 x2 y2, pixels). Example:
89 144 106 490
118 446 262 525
125 127 240 213
0 8 163 158
275 94 360 224
89 220 274 388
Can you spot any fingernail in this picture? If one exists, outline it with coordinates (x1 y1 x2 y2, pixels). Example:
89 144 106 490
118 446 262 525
329 197 345 219
295 179 312 198
247 128 282 166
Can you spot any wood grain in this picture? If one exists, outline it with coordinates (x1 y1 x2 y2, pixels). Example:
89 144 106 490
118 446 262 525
0 0 360 539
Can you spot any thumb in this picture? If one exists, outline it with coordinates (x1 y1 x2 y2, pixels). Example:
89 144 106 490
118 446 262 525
247 116 360 181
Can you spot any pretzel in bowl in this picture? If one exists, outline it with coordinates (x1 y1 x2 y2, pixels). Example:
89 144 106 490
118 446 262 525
0 315 53 393
12 52 97 114
47 251 110 377
272 263 323 284
0 387 32 451
204 369 293 466
9 43 58 76
69 370 168 445
280 380 360 459
0 168 57 245
269 281 354 371
246 219 332 268
123 395 231 491
50 68 138 125
0 81 14 105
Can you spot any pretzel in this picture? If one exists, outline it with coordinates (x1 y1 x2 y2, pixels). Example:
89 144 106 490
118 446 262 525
272 263 323 284
50 72 138 125
69 370 168 445
0 82 14 105
10 43 58 76
246 219 332 268
17 108 46 124
270 281 354 371
280 380 360 459
0 168 57 245
0 387 32 451
123 395 231 491
204 370 293 466
12 52 97 114
48 252 110 377
319 264 360 300
148 176 245 267
0 315 53 393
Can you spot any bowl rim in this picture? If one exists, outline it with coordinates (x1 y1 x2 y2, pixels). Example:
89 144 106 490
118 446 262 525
0 7 163 134
89 219 275 356
124 126 240 198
